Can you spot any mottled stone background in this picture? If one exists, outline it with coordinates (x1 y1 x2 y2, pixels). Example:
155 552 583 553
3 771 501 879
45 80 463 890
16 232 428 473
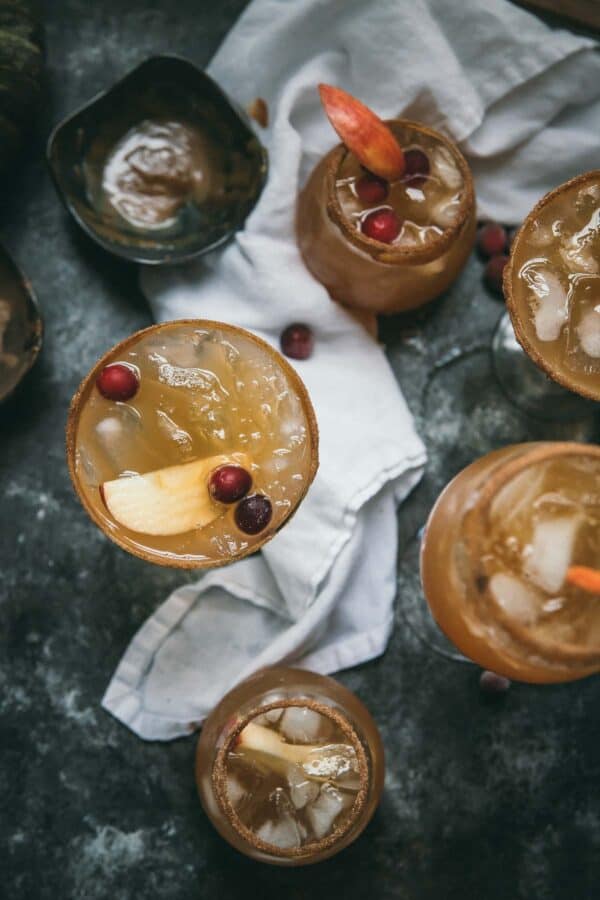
1 2 599 898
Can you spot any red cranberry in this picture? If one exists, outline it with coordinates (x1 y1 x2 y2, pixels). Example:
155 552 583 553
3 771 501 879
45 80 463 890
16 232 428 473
96 363 139 401
280 323 314 360
210 465 252 504
235 494 273 535
403 149 430 186
480 670 511 694
484 254 509 297
477 222 508 259
361 208 401 243
355 173 389 204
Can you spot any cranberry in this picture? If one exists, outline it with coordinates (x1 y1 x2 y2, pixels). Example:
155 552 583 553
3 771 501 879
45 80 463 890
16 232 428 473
484 254 509 297
356 173 389 204
210 465 252 504
361 208 401 243
477 222 508 259
235 494 273 535
480 670 511 694
403 148 430 187
96 363 139 401
280 323 314 360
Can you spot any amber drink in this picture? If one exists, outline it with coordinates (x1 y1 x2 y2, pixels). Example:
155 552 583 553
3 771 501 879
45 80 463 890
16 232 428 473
297 87 475 313
421 442 600 683
67 320 318 568
196 667 384 865
505 171 600 400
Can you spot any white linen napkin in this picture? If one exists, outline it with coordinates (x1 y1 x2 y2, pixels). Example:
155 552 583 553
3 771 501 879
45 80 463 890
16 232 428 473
103 0 600 739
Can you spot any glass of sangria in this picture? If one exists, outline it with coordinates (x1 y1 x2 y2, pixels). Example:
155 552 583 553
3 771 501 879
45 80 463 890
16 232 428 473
195 666 384 865
67 320 318 568
495 170 600 418
297 85 476 314
420 442 600 683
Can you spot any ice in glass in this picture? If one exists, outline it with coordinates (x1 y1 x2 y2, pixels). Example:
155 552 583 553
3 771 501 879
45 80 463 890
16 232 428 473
297 86 476 313
67 320 318 567
505 170 600 400
196 667 384 865
421 442 600 682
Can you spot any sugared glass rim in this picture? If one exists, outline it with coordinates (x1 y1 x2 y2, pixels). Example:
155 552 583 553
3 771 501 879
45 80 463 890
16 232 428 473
211 697 370 860
325 118 475 266
65 318 319 569
504 169 600 401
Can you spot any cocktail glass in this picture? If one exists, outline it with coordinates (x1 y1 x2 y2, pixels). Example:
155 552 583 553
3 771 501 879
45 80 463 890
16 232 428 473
296 87 476 314
420 441 600 683
195 666 384 865
67 319 318 568
495 170 600 420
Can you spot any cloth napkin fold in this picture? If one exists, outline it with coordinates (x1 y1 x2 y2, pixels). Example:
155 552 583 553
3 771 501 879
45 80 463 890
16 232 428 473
103 0 600 739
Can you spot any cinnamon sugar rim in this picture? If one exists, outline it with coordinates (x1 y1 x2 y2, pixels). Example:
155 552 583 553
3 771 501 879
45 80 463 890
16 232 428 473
463 442 600 668
65 318 319 570
503 169 600 401
212 697 370 859
325 118 475 266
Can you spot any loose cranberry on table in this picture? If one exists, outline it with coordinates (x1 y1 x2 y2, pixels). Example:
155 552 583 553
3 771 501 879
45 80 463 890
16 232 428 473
403 148 430 187
96 363 139 401
361 208 402 243
484 254 509 297
480 670 511 694
280 323 314 360
235 494 273 535
477 222 508 259
356 172 389 204
209 465 252 504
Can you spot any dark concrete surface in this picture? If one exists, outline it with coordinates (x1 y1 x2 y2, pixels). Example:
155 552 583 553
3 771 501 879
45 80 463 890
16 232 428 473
1 2 599 898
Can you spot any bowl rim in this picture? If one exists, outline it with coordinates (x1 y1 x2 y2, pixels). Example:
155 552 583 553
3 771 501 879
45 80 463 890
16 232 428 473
65 318 319 569
0 243 43 403
46 53 268 266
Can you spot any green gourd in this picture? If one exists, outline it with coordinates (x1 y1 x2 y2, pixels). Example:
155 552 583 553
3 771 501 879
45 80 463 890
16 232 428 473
0 0 43 170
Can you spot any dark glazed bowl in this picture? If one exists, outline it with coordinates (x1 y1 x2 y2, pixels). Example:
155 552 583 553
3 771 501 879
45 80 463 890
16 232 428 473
47 55 268 265
0 244 42 402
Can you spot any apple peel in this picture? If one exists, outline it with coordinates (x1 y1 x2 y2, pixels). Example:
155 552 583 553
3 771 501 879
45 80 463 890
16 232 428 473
566 565 600 595
318 84 405 181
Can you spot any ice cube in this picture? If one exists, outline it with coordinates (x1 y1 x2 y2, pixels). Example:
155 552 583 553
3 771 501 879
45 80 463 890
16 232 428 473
156 410 193 454
431 146 463 190
287 764 320 809
520 262 568 341
575 184 600 215
490 463 548 529
252 706 284 728
226 775 246 808
523 514 583 593
564 275 600 372
526 218 554 249
256 816 302 850
560 209 600 275
488 572 540 625
430 194 461 229
255 786 302 849
306 784 345 839
280 706 328 743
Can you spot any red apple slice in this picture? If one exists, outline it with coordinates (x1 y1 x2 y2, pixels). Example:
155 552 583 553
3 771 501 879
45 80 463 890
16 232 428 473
102 453 251 536
318 84 405 181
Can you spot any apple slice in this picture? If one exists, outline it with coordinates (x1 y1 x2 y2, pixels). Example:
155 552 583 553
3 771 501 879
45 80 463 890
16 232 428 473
318 84 405 181
101 453 250 536
236 722 359 785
